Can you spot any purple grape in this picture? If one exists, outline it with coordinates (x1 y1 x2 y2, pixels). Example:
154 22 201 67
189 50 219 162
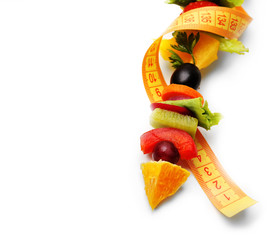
152 141 180 164
170 63 201 89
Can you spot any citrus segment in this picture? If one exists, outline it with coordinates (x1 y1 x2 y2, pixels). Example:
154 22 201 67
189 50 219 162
160 31 219 70
141 160 190 209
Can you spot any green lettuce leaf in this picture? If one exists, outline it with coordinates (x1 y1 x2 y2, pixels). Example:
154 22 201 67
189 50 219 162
218 38 249 55
205 33 249 54
161 97 222 130
165 0 244 8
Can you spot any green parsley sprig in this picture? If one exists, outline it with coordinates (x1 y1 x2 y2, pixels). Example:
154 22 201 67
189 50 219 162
169 31 200 69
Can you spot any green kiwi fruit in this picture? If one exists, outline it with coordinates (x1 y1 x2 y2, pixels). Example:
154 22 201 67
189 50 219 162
150 108 198 138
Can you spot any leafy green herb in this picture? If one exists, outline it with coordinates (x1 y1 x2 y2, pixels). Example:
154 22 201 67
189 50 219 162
165 0 196 7
169 31 200 68
168 49 184 69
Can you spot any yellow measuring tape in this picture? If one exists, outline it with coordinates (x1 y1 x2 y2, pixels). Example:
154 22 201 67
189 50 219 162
142 6 256 217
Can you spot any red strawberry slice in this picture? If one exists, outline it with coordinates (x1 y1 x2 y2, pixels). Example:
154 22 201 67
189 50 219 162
182 1 218 13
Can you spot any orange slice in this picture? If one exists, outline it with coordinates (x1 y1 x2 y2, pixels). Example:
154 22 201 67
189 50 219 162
141 160 190 209
162 84 204 104
160 31 220 70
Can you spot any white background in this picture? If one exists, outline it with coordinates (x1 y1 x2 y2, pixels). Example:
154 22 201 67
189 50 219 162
0 0 276 239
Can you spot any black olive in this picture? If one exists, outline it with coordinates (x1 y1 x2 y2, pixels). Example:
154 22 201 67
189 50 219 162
170 63 201 89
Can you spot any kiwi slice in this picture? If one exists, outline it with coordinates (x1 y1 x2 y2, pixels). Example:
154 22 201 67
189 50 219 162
150 108 198 138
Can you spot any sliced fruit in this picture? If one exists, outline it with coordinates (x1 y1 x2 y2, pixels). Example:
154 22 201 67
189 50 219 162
150 102 193 116
162 84 204 104
140 127 198 160
141 160 190 209
161 98 222 130
182 1 218 13
150 108 198 138
160 31 220 70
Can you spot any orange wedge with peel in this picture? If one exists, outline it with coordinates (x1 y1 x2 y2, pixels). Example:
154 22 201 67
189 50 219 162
141 160 190 209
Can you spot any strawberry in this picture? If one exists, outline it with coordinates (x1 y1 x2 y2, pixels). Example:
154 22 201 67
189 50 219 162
182 1 218 13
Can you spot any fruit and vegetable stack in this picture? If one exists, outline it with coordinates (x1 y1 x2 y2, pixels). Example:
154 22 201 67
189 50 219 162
140 0 255 215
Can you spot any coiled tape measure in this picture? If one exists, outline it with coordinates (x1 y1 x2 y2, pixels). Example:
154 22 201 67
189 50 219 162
142 7 256 217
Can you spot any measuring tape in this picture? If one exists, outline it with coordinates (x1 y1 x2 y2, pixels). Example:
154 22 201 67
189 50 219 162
142 6 256 217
